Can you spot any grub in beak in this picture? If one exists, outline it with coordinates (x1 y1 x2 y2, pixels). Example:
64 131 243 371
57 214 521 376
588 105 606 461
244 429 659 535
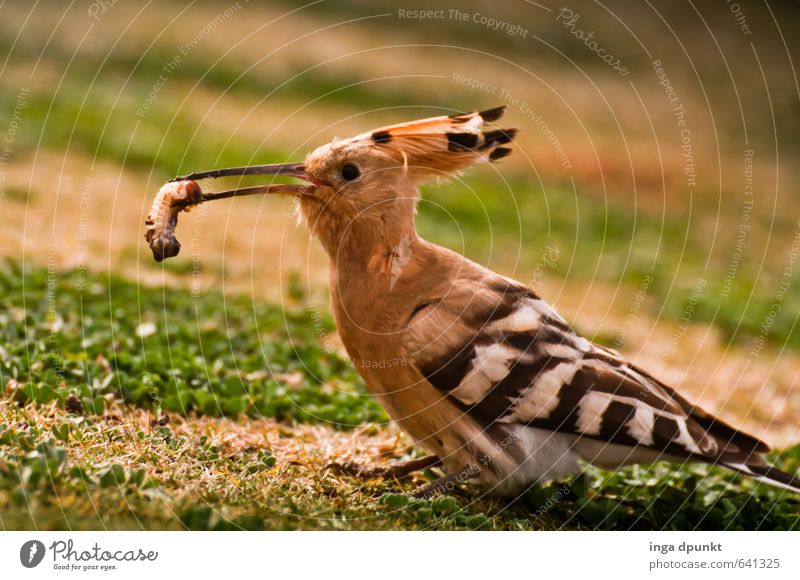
145 162 319 262
145 179 203 262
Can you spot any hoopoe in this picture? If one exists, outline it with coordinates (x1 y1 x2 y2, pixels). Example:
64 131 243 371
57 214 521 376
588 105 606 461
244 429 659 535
157 106 800 497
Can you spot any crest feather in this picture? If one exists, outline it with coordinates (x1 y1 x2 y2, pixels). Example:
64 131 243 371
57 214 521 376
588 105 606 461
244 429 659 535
341 107 517 177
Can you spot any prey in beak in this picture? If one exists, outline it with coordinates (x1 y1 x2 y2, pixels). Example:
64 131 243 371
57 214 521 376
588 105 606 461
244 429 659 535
145 162 321 262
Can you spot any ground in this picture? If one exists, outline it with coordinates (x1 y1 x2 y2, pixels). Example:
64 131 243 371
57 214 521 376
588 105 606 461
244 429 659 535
1 265 799 530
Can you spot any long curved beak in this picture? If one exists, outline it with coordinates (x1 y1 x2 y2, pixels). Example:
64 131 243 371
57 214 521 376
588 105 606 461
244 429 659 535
171 162 309 182
170 162 327 201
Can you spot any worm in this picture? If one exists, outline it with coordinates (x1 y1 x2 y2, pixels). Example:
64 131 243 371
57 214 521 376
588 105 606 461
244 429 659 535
144 180 203 262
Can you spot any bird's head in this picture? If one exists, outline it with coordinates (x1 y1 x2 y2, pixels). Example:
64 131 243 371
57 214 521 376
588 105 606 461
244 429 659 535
177 107 517 258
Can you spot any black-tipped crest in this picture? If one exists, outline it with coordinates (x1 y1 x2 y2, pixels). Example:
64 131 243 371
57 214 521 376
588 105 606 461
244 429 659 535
447 132 480 152
480 128 518 149
478 106 506 122
489 147 512 162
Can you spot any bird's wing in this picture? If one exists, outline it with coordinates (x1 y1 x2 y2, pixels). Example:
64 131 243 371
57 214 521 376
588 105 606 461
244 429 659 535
403 277 768 463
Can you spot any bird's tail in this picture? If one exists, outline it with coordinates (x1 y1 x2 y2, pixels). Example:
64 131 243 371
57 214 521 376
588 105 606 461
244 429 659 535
722 461 800 493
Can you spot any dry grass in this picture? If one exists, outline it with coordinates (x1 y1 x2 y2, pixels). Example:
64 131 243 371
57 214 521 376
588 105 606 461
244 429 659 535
0 398 440 530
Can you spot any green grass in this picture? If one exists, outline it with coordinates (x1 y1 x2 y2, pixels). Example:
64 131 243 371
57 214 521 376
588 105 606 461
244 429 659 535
1 263 799 530
2 396 800 531
0 260 384 427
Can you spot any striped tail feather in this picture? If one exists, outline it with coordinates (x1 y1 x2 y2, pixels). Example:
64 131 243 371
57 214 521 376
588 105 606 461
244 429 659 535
722 461 800 493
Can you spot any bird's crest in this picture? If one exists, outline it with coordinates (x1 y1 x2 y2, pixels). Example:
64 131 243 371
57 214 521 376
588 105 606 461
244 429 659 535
320 106 517 180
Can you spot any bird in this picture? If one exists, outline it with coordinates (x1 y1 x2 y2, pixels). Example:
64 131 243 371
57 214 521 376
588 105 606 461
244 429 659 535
170 106 800 497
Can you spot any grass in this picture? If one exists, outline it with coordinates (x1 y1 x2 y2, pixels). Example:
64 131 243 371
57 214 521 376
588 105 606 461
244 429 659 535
0 260 383 428
1 263 800 530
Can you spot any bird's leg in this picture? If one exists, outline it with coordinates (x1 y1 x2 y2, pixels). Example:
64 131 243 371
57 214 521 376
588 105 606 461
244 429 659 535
413 464 481 499
327 455 441 480
382 455 442 479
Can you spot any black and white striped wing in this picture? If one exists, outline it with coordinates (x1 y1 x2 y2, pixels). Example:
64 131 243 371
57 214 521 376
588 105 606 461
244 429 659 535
406 283 768 463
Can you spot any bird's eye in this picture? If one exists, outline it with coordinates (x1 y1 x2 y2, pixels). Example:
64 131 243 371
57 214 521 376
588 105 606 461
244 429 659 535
340 163 360 181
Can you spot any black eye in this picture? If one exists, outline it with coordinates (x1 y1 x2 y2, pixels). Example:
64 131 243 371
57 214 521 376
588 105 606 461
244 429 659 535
340 163 360 181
